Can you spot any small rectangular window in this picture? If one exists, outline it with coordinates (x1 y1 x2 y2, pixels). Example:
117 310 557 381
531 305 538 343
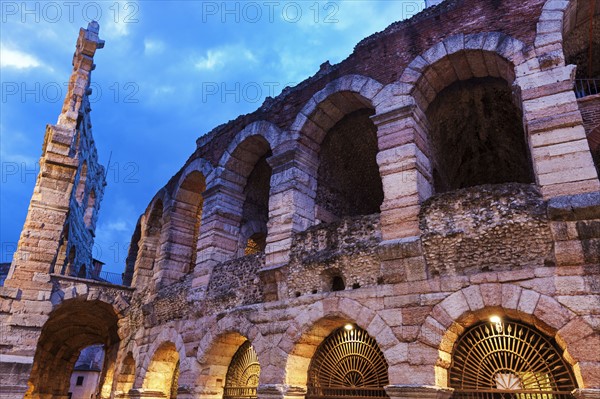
76 376 84 386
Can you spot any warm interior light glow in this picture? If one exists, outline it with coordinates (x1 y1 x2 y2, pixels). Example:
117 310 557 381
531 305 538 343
344 324 354 331
490 316 502 324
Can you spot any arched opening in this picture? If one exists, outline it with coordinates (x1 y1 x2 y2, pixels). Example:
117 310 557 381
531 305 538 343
241 151 272 255
115 352 136 395
78 264 87 279
307 325 389 399
67 345 105 399
563 0 600 96
331 275 345 292
174 171 206 272
223 340 260 399
316 103 383 223
143 342 180 399
196 333 255 398
224 135 273 256
76 161 88 205
426 77 534 192
25 300 119 399
84 189 96 228
132 199 164 288
449 318 577 399
244 232 267 256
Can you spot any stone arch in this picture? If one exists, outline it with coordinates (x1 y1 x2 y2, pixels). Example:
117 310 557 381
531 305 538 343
371 33 538 240
132 193 167 289
138 327 188 396
391 33 527 112
283 297 404 388
289 75 385 223
142 342 181 398
218 121 281 171
195 314 265 394
207 121 279 257
25 299 121 399
139 327 188 381
154 158 214 287
417 284 596 388
289 74 384 145
395 33 534 192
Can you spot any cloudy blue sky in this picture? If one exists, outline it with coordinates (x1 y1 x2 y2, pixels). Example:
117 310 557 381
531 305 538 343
1 0 426 274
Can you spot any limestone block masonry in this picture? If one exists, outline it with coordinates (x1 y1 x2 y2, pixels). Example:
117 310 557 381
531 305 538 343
1 1 600 399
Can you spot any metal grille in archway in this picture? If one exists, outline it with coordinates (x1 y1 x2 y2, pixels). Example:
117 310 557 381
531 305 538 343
223 340 260 399
307 325 389 399
450 319 577 399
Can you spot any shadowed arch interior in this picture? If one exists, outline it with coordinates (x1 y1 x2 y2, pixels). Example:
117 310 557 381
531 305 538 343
314 93 383 222
426 77 534 192
25 300 119 399
563 0 600 81
225 135 272 255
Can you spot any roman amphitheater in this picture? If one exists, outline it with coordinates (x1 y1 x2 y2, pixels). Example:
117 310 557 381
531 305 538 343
1 0 599 398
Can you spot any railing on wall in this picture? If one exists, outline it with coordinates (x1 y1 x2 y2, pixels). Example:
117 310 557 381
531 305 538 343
223 386 258 399
574 79 600 98
453 390 574 399
307 387 389 399
92 271 124 286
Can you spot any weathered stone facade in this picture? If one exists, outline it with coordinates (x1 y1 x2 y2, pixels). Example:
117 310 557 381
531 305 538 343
1 1 600 399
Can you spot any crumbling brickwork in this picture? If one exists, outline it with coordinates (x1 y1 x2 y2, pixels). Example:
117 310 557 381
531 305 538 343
2 1 600 399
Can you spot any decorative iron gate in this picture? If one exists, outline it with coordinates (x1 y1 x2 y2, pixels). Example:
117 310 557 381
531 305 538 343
450 319 577 399
223 341 260 399
307 325 389 399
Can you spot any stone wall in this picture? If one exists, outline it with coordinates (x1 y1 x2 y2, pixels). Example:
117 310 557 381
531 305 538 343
204 254 265 312
283 214 381 298
420 183 554 277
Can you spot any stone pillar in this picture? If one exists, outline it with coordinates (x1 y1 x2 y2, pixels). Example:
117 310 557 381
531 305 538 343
385 385 453 399
517 63 600 198
264 145 316 269
257 384 307 399
131 230 161 289
151 200 193 290
372 104 432 283
192 182 243 288
372 104 433 242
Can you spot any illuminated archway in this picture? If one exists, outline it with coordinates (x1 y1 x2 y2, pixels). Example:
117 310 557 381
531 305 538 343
223 340 260 399
143 342 180 399
449 319 577 398
307 325 389 399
